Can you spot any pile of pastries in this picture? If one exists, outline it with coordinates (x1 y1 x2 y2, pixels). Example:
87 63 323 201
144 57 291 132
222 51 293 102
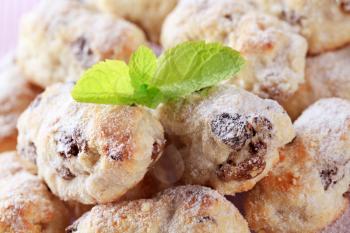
0 0 349 232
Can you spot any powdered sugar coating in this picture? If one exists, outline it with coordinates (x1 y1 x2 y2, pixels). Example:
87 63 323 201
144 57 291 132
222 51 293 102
67 185 249 233
17 83 165 204
158 85 294 194
262 0 350 54
0 151 70 233
17 0 146 88
245 98 350 233
86 0 178 43
162 0 307 102
281 44 350 120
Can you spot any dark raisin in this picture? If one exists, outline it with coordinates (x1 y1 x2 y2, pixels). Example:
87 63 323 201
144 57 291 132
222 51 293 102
198 216 217 224
211 113 254 150
281 10 304 25
249 140 267 156
343 185 350 198
251 116 273 138
57 130 87 158
104 143 130 161
20 141 37 164
71 36 95 68
223 14 232 20
56 166 76 180
217 155 266 181
320 166 338 191
339 0 350 13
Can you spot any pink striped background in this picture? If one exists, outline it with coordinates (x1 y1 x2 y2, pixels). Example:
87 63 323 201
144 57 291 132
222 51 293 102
0 0 39 58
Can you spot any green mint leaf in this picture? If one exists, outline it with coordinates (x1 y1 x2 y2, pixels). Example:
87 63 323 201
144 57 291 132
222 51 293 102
129 45 157 89
72 41 245 108
71 60 136 105
151 41 245 99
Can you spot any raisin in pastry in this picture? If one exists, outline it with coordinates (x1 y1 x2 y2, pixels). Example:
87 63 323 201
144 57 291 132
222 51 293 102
0 54 41 152
66 185 250 233
17 0 146 88
17 83 165 204
162 0 307 102
0 151 70 233
157 85 294 194
245 98 350 233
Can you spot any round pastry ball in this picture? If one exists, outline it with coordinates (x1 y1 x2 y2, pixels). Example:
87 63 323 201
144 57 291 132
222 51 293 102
66 185 250 233
244 98 350 233
17 83 165 204
0 55 41 152
0 151 70 233
158 85 295 195
17 0 146 88
281 45 350 120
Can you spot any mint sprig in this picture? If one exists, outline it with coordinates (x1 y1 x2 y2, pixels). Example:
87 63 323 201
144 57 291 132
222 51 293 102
71 41 245 108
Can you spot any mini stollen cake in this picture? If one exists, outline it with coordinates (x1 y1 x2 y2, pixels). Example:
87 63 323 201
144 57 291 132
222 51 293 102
280 44 350 120
17 0 146 88
66 185 250 233
0 54 41 152
158 85 295 195
0 151 70 233
17 83 165 204
244 98 350 233
161 0 307 103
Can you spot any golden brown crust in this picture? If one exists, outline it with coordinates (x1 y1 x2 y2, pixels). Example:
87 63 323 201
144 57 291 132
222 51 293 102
244 98 350 233
67 185 250 233
17 83 165 204
0 151 70 233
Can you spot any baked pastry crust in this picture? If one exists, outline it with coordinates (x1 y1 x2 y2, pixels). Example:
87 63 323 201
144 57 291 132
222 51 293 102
17 83 165 204
67 185 250 233
0 151 70 233
245 98 350 233
158 85 294 195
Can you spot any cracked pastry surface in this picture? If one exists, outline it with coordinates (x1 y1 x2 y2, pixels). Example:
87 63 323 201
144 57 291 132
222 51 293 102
280 44 350 120
17 0 146 88
0 54 41 152
86 0 178 43
261 0 350 54
66 185 250 233
158 85 295 195
17 83 165 204
161 0 307 102
0 151 70 233
244 98 350 233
